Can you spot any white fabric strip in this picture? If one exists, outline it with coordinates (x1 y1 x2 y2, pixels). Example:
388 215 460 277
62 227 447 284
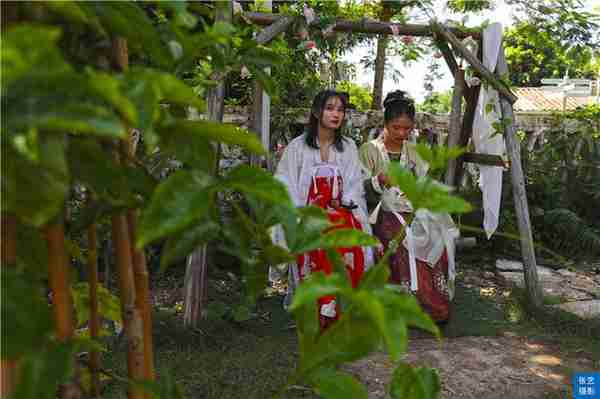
391 211 418 292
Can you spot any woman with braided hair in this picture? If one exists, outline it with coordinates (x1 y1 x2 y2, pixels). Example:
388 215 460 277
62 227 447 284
359 90 459 323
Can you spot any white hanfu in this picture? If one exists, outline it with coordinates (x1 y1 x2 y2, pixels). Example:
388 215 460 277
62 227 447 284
270 134 374 307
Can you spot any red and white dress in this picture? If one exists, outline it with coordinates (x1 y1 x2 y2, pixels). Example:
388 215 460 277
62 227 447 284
272 135 374 328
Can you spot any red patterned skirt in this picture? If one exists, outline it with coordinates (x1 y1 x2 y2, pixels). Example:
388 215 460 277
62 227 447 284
373 210 450 322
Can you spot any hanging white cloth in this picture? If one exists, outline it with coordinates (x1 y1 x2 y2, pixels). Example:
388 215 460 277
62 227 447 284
472 23 505 238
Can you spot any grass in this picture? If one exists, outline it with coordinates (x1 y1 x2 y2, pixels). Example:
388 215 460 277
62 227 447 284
99 252 600 398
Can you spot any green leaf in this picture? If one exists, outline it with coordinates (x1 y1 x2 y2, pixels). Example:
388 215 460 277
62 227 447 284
298 229 379 254
82 2 172 68
2 136 69 227
388 163 471 214
289 272 348 312
159 121 265 155
1 269 53 359
232 304 253 322
1 25 70 89
301 314 380 372
389 363 441 399
71 282 122 327
11 341 76 399
358 263 390 290
222 165 292 205
376 289 440 338
137 170 214 247
159 126 216 172
86 69 138 125
306 367 368 399
160 220 220 270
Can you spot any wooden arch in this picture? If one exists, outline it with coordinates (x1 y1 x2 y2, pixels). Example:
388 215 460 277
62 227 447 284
185 3 543 326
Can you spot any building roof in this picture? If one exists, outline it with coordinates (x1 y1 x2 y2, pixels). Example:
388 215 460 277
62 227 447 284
513 87 598 113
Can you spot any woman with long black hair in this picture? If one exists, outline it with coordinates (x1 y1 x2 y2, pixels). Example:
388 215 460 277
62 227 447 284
273 90 374 329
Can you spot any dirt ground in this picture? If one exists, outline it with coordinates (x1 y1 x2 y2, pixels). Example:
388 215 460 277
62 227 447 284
344 334 596 399
341 266 599 399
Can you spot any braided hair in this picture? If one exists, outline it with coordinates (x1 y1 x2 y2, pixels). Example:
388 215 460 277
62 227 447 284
305 90 348 151
383 90 416 124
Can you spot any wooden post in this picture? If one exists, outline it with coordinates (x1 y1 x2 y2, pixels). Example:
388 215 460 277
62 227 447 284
184 1 232 328
496 47 543 309
455 85 481 187
251 0 272 168
445 68 465 186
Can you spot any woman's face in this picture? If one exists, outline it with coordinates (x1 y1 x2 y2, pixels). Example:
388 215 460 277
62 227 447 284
319 96 345 130
385 114 414 143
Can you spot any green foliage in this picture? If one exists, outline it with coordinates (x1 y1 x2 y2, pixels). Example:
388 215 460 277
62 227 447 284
418 91 452 115
336 81 373 112
3 2 476 398
389 362 441 399
541 209 600 257
504 21 598 86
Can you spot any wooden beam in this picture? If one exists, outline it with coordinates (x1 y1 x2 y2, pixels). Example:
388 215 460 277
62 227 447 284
460 152 505 167
255 16 293 45
434 36 458 77
454 85 481 185
244 12 481 39
431 21 518 104
445 68 465 186
496 47 543 309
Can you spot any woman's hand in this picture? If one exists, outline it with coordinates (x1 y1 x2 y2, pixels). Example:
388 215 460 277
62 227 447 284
330 199 341 209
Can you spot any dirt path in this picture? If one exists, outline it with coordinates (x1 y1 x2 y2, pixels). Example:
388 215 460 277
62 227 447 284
344 333 595 398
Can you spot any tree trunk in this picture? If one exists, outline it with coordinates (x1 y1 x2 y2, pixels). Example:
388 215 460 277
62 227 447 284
371 4 393 110
1 214 18 397
445 68 465 187
183 1 232 328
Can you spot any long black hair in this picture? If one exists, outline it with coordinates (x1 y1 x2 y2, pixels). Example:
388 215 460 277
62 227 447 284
305 90 348 151
383 90 415 124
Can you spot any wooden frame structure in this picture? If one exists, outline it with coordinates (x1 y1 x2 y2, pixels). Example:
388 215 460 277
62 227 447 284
186 2 544 324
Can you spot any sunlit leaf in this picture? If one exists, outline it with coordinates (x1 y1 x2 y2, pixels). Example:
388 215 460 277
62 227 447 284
222 165 292 205
389 362 441 399
289 272 349 312
159 121 265 155
137 170 215 247
160 220 220 270
306 367 368 399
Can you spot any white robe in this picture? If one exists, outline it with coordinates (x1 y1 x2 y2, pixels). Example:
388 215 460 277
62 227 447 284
270 134 374 307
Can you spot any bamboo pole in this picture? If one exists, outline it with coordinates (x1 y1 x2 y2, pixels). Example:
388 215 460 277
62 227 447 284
445 68 465 187
87 215 100 399
126 211 155 385
1 214 18 398
496 47 543 309
46 220 82 399
111 36 146 399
